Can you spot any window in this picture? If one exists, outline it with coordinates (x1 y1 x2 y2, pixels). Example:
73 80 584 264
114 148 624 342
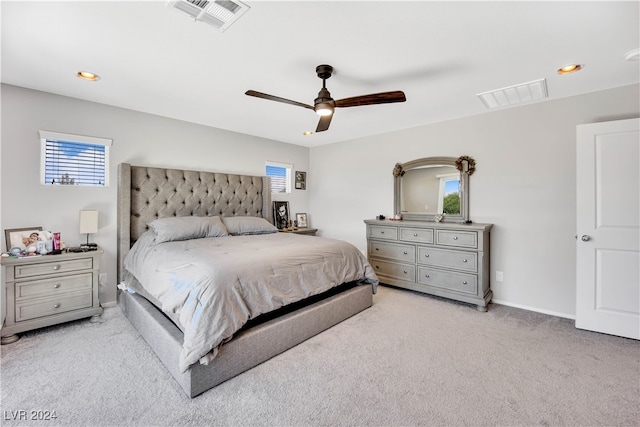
265 161 292 193
39 131 112 187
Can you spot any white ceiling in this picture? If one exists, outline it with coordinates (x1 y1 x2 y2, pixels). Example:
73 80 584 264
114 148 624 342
2 1 639 147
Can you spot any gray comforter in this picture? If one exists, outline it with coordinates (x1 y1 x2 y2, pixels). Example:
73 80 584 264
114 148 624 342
124 231 378 372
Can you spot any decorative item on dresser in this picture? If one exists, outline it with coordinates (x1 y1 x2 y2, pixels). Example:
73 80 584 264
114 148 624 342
365 219 492 311
1 248 103 344
371 155 494 311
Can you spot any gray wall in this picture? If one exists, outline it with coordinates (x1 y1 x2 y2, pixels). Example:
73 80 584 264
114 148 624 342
1 84 310 305
309 83 639 318
2 83 638 317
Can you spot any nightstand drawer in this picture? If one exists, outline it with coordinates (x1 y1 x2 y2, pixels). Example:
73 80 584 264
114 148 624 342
417 247 477 272
15 258 93 279
417 267 478 295
399 227 434 244
368 225 398 241
15 273 93 300
436 230 478 248
369 241 415 263
15 291 93 322
370 259 416 282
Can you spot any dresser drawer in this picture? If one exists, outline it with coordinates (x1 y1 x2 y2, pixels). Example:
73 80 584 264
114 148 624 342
417 247 477 272
15 273 93 300
369 259 416 282
369 241 415 263
368 225 398 241
399 227 434 244
436 230 478 249
15 291 93 322
14 258 93 279
417 267 478 295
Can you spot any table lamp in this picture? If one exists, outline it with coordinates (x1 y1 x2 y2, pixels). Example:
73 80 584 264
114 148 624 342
79 210 99 248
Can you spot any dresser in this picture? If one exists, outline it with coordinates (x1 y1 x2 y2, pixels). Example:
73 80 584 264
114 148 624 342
1 249 103 344
365 219 492 311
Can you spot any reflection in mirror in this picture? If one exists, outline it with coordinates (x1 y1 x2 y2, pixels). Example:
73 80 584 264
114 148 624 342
394 156 474 223
401 166 461 215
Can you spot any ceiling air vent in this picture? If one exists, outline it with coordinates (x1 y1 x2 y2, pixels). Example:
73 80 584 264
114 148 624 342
477 78 548 109
168 0 250 32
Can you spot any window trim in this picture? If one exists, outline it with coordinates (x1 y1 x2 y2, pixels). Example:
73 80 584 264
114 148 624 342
39 130 112 187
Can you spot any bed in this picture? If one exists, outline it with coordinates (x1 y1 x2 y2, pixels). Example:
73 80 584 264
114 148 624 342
117 163 378 397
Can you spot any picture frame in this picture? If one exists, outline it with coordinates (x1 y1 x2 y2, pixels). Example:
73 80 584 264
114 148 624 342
273 201 290 230
295 171 306 190
5 227 43 251
296 213 308 228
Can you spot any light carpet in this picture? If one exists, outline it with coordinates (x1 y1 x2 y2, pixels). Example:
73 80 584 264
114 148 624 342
1 285 638 426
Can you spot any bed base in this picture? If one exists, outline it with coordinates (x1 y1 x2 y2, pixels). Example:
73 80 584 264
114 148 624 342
118 284 372 398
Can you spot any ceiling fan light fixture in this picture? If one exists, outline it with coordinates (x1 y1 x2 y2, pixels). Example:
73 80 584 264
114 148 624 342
316 106 334 116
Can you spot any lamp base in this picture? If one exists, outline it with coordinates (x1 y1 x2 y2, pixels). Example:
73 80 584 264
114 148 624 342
80 242 98 251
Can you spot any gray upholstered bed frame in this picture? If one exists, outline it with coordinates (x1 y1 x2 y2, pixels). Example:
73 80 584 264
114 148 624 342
117 163 373 397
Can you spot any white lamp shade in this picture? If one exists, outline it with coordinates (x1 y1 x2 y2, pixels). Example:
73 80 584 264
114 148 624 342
79 210 99 234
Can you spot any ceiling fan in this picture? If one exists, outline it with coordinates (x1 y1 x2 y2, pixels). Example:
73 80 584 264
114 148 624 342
245 65 406 133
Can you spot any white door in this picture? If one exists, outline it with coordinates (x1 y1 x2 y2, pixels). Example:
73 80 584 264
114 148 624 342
576 118 640 339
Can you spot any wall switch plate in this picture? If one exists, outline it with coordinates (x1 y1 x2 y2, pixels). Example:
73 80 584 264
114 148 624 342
496 271 504 282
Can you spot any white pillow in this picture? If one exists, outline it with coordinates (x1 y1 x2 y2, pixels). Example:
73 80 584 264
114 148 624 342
148 216 229 243
221 216 278 236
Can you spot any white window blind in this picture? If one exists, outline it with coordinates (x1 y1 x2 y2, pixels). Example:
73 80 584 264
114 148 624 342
265 162 291 193
39 131 112 187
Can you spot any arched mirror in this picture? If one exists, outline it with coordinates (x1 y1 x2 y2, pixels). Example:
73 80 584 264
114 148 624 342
393 156 475 223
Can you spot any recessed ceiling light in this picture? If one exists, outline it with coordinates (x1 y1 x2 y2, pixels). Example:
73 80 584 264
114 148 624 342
77 71 100 81
557 64 582 75
303 131 313 136
624 48 640 61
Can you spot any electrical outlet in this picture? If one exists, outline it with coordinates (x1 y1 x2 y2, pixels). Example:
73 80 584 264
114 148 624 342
496 271 504 282
99 273 107 285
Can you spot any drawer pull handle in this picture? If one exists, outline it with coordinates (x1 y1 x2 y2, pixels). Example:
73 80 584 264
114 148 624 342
53 283 61 289
403 270 408 274
424 254 429 258
462 259 467 263
462 281 468 285
413 233 418 237
403 251 408 255
53 265 61 271
375 248 379 251
425 274 430 278
453 236 458 240
53 303 61 309
375 265 379 269
380 231 385 234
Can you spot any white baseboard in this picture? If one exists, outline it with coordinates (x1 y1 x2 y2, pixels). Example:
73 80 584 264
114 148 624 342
101 301 117 308
491 298 575 320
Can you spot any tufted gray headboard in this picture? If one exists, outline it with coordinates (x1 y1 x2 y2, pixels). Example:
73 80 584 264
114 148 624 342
117 163 272 282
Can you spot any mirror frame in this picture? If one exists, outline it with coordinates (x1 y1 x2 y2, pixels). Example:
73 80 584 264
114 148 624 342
393 155 475 223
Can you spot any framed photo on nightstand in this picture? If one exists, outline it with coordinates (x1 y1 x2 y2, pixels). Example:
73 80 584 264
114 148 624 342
5 227 43 251
296 213 308 228
273 201 290 229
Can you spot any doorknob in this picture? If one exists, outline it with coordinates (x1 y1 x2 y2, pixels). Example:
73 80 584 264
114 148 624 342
581 235 591 242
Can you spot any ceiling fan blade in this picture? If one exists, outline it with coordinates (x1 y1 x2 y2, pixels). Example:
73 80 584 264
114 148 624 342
315 114 333 133
245 90 314 110
334 91 406 108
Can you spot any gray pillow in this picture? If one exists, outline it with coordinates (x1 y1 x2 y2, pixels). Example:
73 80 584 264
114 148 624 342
148 216 229 243
221 216 278 236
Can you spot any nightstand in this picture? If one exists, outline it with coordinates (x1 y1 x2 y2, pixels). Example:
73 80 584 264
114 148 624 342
282 228 318 236
1 248 103 344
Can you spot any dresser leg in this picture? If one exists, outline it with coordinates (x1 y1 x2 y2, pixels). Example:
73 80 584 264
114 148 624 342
476 305 488 312
89 314 103 323
1 334 20 345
